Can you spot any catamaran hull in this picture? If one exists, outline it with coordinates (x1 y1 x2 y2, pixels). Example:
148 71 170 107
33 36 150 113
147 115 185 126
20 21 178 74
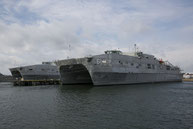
91 72 182 85
9 64 60 81
56 51 183 86
59 64 182 86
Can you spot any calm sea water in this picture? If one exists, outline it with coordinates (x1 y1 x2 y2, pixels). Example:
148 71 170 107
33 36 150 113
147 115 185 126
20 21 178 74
0 82 193 129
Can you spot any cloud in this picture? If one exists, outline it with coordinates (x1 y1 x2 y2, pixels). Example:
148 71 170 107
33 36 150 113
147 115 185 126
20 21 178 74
0 20 120 74
0 0 193 74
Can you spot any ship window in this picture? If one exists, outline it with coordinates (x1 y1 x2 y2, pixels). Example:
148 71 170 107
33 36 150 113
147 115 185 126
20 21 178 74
97 59 101 64
87 57 93 62
166 66 170 70
119 61 123 64
105 50 122 54
147 64 151 69
29 69 33 71
42 69 45 71
131 63 134 66
146 57 149 59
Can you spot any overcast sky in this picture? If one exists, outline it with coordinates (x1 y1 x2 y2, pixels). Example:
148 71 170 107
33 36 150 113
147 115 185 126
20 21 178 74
0 0 193 74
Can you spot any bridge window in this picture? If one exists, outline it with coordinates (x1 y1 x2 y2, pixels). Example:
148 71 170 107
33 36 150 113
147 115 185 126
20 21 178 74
147 64 151 69
166 66 170 70
105 50 122 55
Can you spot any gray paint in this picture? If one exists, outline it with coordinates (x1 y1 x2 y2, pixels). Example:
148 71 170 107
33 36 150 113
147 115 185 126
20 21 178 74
9 62 60 80
56 50 183 86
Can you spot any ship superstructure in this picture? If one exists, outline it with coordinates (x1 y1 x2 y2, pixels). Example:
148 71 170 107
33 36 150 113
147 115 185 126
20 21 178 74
56 50 182 86
10 62 60 81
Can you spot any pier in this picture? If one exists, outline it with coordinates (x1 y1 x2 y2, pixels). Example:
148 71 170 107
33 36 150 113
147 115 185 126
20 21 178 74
13 80 60 86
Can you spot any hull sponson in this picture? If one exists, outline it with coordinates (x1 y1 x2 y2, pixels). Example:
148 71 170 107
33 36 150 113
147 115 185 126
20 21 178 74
9 68 22 79
59 64 93 84
91 72 183 85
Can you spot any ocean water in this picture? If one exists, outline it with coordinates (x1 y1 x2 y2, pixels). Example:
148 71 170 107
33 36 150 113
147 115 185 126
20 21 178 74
0 82 193 129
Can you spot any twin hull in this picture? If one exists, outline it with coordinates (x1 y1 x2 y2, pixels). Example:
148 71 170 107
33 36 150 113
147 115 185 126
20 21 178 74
10 52 182 85
10 64 60 81
56 55 183 86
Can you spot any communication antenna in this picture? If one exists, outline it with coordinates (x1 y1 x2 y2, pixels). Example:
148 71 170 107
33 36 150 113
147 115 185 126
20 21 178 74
137 46 140 52
134 44 137 53
128 44 130 52
67 43 71 59
69 44 71 56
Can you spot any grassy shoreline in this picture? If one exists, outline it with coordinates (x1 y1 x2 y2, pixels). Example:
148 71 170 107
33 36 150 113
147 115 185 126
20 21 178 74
183 78 193 82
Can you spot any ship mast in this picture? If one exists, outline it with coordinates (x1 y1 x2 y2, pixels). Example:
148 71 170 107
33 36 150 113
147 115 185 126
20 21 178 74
134 44 137 55
67 43 71 59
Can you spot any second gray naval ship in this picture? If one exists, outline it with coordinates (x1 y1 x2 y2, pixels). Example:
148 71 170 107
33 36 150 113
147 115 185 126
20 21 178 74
10 62 60 81
56 50 183 86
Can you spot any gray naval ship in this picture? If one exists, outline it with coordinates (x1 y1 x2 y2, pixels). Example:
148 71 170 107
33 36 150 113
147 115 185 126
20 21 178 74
56 50 183 86
9 62 60 80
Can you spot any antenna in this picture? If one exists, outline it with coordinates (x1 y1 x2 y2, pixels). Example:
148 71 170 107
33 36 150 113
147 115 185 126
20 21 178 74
134 44 137 54
69 44 71 58
137 46 139 52
67 43 71 59
128 44 130 52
